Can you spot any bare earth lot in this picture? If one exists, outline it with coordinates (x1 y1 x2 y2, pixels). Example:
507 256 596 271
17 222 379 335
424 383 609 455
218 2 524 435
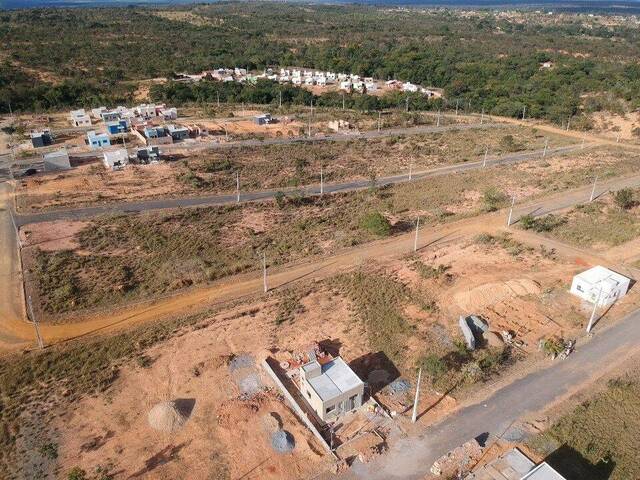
15 126 571 212
11 232 616 480
19 146 640 320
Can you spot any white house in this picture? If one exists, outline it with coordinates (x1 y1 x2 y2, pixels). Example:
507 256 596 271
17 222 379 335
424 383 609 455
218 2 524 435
292 77 302 86
365 81 377 92
299 356 364 422
103 149 129 171
69 109 91 127
402 82 419 93
570 266 631 307
339 81 352 91
315 76 327 86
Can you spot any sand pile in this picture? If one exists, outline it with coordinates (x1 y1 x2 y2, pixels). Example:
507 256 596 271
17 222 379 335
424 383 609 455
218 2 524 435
148 401 188 433
271 430 295 453
454 279 541 311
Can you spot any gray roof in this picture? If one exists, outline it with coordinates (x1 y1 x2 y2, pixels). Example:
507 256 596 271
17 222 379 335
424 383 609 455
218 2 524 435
465 448 534 480
307 357 363 402
521 463 566 480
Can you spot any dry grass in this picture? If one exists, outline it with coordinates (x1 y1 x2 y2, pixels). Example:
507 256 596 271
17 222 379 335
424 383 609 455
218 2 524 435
530 374 640 480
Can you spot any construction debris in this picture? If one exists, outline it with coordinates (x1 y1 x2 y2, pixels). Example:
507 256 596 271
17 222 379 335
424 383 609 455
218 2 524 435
430 438 483 477
271 429 296 453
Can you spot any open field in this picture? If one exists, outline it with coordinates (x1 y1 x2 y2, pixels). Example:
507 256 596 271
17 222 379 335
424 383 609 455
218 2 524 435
529 368 640 480
20 145 640 319
14 125 570 212
518 188 640 251
4 231 604 479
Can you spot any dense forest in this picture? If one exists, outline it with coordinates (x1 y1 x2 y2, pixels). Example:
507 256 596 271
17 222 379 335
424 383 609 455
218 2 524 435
1 3 639 122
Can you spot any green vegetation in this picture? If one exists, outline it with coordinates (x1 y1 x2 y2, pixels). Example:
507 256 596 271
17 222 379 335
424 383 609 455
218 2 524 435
482 187 509 212
411 261 451 280
359 212 391 237
331 271 413 364
531 375 640 480
2 5 640 121
522 193 640 249
474 232 533 257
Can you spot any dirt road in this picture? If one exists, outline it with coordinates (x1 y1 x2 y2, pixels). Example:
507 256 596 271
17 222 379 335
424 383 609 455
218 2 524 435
4 170 640 351
334 307 640 480
0 183 27 344
14 143 582 225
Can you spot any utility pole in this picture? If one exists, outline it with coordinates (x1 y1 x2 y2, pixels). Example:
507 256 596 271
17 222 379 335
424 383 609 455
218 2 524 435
378 111 381 132
506 196 516 227
436 110 441 127
235 171 240 203
522 105 526 120
413 217 420 252
586 286 603 333
483 146 488 168
543 138 548 158
589 176 598 202
405 97 409 113
342 93 345 111
411 368 422 423
262 251 268 293
409 164 413 181
27 295 44 349
480 108 484 125
455 99 459 116
279 90 282 109
566 116 571 131
8 101 13 120
217 91 220 108
320 166 324 196
616 133 620 143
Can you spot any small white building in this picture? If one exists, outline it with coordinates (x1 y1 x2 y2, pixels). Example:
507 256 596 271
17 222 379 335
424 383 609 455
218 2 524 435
103 149 129 171
402 82 419 93
292 77 302 86
364 81 377 92
300 356 364 422
69 109 91 127
570 266 631 307
339 81 352 91
305 77 315 86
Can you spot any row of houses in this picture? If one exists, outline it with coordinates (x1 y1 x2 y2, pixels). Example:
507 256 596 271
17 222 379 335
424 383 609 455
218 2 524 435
176 66 439 97
68 104 178 129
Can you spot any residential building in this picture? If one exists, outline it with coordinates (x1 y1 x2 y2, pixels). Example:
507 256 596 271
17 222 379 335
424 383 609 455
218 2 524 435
69 109 91 127
30 129 53 148
143 126 172 146
167 124 190 142
87 131 111 149
570 266 631 306
91 107 107 119
106 119 129 135
365 81 377 92
100 110 121 123
254 113 272 125
43 149 70 171
160 107 178 121
299 355 364 422
305 77 315 86
402 82 419 93
136 146 160 163
316 76 327 86
340 81 352 91
103 149 129 171
292 77 302 86
464 448 566 480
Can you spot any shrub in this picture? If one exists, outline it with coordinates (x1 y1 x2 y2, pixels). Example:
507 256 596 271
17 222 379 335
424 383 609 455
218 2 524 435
420 354 447 380
39 442 58 460
613 188 634 210
359 212 391 237
274 191 286 209
499 134 521 152
67 467 87 480
520 214 565 232
482 187 508 212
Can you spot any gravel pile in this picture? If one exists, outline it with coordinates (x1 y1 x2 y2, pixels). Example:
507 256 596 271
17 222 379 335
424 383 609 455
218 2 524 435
388 378 411 394
271 430 295 453
147 401 187 433
228 354 254 372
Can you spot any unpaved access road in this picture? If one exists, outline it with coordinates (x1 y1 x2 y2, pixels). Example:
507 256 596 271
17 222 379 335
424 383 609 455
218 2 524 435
333 306 640 480
3 172 640 351
14 143 582 226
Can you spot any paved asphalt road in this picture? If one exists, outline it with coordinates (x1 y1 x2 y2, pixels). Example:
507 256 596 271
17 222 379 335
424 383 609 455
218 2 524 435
336 305 640 480
0 121 503 176
14 143 580 226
